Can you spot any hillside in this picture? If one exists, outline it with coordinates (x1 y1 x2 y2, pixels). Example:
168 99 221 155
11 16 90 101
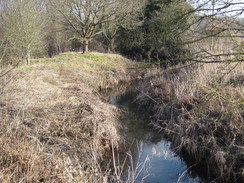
0 52 139 182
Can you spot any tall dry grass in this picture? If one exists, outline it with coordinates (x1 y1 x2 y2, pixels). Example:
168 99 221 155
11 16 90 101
0 52 138 182
136 62 244 182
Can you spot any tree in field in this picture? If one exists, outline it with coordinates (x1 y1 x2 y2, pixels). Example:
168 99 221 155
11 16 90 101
49 0 144 53
0 0 45 65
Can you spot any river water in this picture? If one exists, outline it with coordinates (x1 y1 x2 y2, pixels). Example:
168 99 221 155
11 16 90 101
110 88 205 183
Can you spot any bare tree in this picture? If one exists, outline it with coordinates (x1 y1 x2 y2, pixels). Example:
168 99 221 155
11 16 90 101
49 0 144 53
175 0 244 63
0 0 45 65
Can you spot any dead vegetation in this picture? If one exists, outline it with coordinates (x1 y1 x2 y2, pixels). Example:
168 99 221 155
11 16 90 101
136 62 244 183
0 52 137 182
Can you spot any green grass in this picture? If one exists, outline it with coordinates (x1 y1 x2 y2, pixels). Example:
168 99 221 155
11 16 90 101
79 54 105 63
22 66 35 72
47 53 105 63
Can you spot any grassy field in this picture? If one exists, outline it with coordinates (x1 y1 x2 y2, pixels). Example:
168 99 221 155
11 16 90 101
0 52 139 182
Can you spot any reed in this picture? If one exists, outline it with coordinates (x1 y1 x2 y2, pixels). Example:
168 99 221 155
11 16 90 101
136 62 244 182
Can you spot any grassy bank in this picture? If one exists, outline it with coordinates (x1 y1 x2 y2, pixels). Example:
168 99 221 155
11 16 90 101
136 62 244 182
0 52 138 182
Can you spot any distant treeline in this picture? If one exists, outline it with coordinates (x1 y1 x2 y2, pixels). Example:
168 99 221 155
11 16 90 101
0 0 243 65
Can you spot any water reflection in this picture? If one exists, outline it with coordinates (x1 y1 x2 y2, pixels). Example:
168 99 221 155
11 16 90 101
113 89 202 183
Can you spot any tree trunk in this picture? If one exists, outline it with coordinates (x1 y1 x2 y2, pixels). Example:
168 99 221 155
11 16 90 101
211 0 215 50
107 46 111 53
107 38 115 53
83 39 89 53
26 51 31 65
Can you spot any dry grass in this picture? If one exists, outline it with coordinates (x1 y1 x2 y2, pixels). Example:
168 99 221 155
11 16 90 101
189 27 244 63
0 52 138 182
22 52 136 90
136 62 244 182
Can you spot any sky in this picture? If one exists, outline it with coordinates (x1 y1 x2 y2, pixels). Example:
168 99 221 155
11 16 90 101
189 0 244 18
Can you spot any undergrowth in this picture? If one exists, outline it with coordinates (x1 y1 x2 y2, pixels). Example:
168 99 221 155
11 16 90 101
136 62 244 183
0 52 139 182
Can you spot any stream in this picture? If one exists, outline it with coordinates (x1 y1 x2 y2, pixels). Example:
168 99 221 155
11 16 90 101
109 86 205 183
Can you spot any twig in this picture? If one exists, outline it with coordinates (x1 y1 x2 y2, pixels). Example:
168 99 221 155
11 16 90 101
0 61 20 78
135 87 159 104
194 80 244 105
177 164 197 183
